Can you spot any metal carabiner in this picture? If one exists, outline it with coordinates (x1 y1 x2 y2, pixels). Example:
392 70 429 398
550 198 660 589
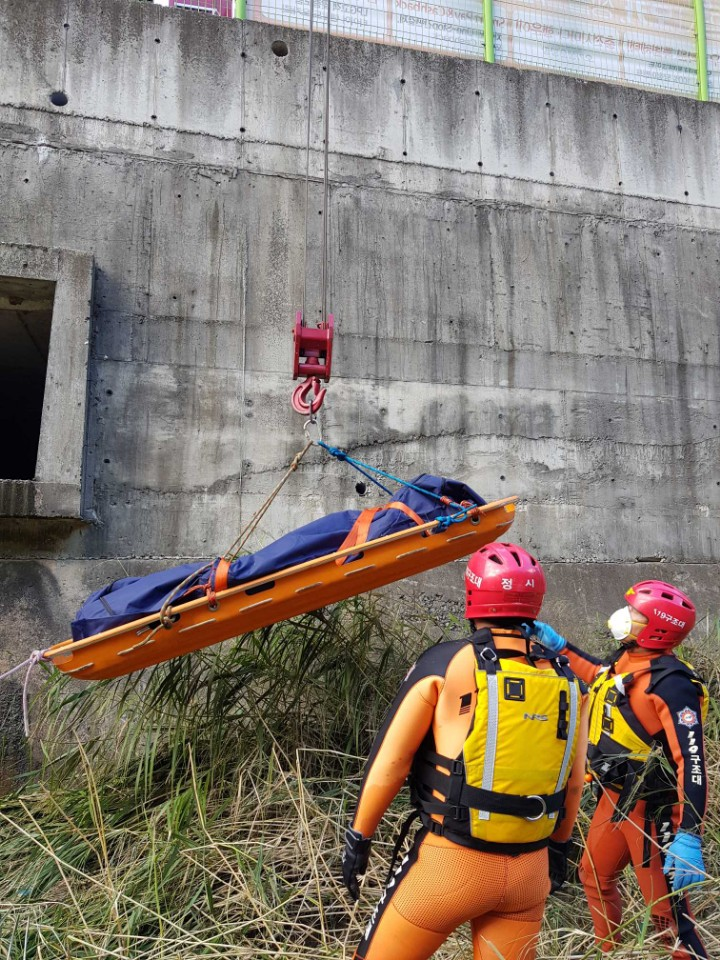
291 375 327 416
303 416 323 444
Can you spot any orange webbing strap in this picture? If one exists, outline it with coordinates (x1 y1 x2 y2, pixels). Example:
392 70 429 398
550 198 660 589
336 502 426 565
214 557 231 593
338 508 381 557
204 557 231 608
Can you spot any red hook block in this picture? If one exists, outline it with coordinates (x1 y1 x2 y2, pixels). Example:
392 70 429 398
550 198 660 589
293 311 334 381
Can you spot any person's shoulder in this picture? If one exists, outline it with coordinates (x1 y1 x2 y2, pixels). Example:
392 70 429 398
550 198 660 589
647 654 704 699
409 638 470 680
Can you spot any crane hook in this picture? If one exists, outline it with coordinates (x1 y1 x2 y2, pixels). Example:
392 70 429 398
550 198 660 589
291 376 327 416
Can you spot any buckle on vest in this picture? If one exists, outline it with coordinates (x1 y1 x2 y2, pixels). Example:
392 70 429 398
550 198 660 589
451 759 464 776
524 795 547 821
449 806 469 822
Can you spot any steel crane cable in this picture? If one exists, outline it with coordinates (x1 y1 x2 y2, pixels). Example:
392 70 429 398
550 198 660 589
300 0 333 330
301 0 315 324
320 0 332 328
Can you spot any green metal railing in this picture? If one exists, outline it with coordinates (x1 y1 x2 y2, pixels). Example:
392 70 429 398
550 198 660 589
483 0 494 63
694 0 709 100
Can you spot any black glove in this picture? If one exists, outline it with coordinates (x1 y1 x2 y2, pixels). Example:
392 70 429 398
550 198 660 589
548 839 570 894
342 825 372 901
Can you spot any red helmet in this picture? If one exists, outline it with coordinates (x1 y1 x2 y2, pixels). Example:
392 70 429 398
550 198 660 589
465 542 546 620
625 580 696 650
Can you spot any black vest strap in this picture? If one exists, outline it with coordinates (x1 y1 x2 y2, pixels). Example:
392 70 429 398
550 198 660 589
383 808 422 888
420 812 553 855
610 763 642 822
646 656 701 694
607 646 628 673
469 628 499 676
414 753 565 819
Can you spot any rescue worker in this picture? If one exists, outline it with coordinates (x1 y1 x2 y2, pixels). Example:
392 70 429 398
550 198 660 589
341 542 589 960
532 580 708 960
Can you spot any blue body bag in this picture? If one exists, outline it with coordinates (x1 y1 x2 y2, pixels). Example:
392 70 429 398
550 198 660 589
71 475 485 641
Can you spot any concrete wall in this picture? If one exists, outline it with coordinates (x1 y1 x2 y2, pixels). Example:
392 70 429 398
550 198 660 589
0 0 718 722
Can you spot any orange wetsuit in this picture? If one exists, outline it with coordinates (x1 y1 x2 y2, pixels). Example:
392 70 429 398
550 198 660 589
563 642 707 960
350 627 589 960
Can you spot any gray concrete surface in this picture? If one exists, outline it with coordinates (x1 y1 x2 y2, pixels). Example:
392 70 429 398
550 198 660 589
0 0 718 743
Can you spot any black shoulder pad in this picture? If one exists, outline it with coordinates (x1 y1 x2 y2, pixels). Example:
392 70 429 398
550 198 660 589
646 655 703 694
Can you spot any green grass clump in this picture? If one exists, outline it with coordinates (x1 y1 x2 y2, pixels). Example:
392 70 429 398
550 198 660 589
0 599 717 958
0 598 425 958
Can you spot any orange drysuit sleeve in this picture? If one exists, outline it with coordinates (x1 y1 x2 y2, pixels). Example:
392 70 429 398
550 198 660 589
351 638 473 838
351 669 443 837
561 642 604 686
646 676 707 833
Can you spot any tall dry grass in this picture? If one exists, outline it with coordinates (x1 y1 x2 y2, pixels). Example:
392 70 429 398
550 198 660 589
0 600 717 958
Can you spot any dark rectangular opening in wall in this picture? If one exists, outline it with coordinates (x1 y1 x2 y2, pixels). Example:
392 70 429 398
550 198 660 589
0 276 55 480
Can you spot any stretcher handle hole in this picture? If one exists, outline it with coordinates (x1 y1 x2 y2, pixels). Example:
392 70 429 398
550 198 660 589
245 579 276 596
343 551 365 564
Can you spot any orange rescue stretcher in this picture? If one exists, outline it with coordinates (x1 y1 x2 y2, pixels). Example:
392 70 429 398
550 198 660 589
43 496 518 681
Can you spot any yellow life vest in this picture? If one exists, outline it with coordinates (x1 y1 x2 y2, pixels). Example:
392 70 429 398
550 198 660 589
586 653 707 800
412 630 583 852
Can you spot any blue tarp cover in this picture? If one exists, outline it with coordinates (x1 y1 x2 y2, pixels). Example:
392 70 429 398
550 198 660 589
71 476 485 641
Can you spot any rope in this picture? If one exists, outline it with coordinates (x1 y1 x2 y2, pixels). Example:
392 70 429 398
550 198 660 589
317 441 467 509
434 507 477 529
223 440 314 561
340 458 394 498
0 651 45 737
153 441 315 627
155 438 474 630
157 561 215 628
